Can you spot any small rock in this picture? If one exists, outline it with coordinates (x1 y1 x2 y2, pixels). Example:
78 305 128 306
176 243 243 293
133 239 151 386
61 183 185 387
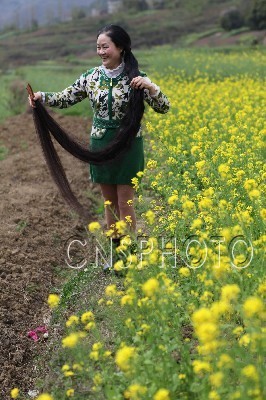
28 389 39 398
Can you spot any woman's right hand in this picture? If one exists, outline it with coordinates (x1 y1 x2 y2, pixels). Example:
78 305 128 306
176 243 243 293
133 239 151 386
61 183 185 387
28 91 42 108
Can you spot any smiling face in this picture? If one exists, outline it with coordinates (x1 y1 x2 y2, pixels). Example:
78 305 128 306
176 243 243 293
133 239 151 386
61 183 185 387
97 33 123 70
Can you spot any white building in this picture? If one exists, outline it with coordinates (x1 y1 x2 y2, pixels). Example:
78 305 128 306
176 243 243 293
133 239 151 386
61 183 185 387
107 0 123 14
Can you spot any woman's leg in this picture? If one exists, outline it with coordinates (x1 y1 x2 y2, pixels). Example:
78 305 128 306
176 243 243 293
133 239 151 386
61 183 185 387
99 184 120 229
117 184 136 232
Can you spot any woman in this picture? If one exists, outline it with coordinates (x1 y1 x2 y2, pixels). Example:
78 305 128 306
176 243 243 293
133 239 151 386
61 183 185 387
29 25 170 233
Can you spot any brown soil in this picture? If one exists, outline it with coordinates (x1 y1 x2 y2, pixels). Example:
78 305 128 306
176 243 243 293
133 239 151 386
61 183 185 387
0 109 98 398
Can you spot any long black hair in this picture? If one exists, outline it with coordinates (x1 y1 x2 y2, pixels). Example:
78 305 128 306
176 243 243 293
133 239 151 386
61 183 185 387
29 25 145 218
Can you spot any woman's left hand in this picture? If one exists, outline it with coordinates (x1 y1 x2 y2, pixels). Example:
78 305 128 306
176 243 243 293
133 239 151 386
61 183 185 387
130 76 156 95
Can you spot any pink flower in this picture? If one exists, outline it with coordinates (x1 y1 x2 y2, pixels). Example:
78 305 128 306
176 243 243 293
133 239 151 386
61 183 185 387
27 326 48 341
27 330 39 342
35 326 48 333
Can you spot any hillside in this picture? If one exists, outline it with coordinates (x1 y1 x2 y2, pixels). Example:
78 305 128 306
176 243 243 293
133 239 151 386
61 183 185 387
0 0 259 70
0 0 95 30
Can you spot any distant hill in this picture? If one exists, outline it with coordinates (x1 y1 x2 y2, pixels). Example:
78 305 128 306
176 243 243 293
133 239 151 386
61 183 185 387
0 0 96 30
0 0 264 70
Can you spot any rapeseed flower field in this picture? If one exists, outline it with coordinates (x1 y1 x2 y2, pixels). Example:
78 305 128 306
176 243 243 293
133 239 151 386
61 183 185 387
13 49 265 399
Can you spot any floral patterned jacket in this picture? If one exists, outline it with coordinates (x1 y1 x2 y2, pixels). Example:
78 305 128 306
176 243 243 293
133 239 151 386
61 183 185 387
42 66 170 138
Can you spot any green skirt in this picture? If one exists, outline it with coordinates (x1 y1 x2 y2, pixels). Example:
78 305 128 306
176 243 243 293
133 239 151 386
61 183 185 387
89 128 144 185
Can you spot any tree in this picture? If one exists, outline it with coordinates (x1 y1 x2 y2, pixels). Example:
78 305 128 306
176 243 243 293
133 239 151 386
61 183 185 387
246 0 266 30
122 0 148 12
71 7 86 21
220 7 244 31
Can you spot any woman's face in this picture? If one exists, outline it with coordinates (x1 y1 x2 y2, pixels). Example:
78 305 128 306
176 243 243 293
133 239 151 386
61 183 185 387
97 33 123 70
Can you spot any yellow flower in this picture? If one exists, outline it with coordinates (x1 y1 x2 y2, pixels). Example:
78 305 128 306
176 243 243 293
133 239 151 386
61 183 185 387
124 384 147 399
93 373 103 385
142 278 160 297
239 333 250 347
66 389 74 397
192 308 213 325
92 342 103 351
257 281 266 296
10 388 19 399
64 371 74 377
219 199 228 209
64 371 75 377
88 221 101 232
192 360 212 374
241 365 259 381
73 363 83 371
260 208 266 220
145 210 155 224
115 345 136 371
243 296 264 318
114 260 124 271
200 291 213 302
244 178 257 190
90 350 99 361
85 321 96 330
217 354 233 368
248 189 260 199
178 267 190 277
105 284 117 296
218 163 230 178
81 311 94 324
195 160 206 170
47 294 60 309
125 215 133 224
65 315 79 327
62 332 80 348
232 326 244 337
131 177 139 189
196 322 219 343
191 218 203 229
221 284 240 302
209 391 220 400
199 197 213 210
197 340 220 355
105 228 114 237
231 391 241 399
149 250 160 264
127 254 138 265
121 294 134 306
139 323 150 334
168 194 178 205
36 395 54 400
104 200 112 206
209 372 224 388
220 227 232 242
153 388 170 400
191 145 200 155
182 199 195 212
116 220 127 234
147 159 157 169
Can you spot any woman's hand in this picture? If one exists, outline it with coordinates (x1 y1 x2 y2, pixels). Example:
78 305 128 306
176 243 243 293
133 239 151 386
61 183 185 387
28 91 42 108
130 76 156 96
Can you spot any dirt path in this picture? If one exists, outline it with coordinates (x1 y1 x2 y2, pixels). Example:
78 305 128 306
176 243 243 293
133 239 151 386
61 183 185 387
0 109 98 398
